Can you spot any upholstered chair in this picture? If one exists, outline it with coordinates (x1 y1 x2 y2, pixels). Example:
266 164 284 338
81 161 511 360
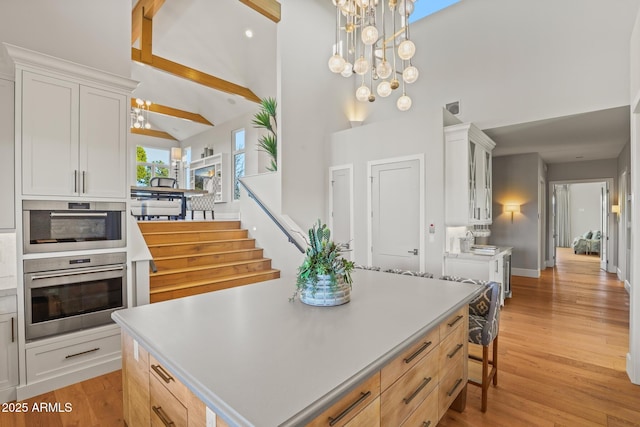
383 268 435 278
440 275 501 412
149 177 177 188
187 176 218 219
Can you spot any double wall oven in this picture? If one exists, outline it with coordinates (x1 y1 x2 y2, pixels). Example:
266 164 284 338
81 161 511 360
22 200 128 341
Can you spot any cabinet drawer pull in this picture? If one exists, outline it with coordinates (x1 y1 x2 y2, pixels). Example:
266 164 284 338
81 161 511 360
422 422 432 427
447 343 464 359
11 317 15 343
65 347 99 359
403 377 432 405
328 391 371 426
404 341 432 364
447 315 463 327
152 405 176 426
447 378 463 397
82 171 86 193
151 364 175 384
74 170 78 193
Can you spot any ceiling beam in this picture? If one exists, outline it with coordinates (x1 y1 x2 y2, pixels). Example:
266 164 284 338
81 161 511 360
132 48 261 103
132 0 165 45
130 99 214 126
131 127 177 140
238 0 281 23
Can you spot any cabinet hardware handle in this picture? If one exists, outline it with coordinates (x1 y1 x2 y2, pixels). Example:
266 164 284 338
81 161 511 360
82 171 86 193
447 315 463 327
404 341 432 364
65 347 99 359
422 421 432 427
151 364 175 384
11 317 14 343
447 378 463 397
447 343 464 359
403 377 432 405
152 405 175 426
328 391 371 426
74 170 78 193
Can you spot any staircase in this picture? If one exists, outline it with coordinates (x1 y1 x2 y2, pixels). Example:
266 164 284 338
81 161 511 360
137 220 280 303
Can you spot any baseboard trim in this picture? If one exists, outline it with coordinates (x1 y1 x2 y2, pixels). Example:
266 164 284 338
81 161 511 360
625 280 631 294
546 260 555 268
627 353 640 385
16 357 121 401
512 268 540 278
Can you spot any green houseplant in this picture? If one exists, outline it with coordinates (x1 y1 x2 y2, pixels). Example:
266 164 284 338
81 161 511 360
252 97 277 172
292 220 354 306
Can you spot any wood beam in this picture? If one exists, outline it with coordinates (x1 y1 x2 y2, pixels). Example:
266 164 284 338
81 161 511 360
130 99 214 126
140 14 153 64
132 48 261 103
131 127 177 140
132 0 165 45
238 0 281 23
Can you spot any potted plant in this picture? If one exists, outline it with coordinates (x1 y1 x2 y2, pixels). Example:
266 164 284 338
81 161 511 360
252 97 277 172
292 220 354 306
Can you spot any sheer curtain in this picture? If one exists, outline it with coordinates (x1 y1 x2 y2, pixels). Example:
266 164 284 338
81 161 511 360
556 184 571 247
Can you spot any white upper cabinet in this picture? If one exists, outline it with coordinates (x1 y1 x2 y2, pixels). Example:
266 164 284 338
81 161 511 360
21 71 127 198
444 123 496 226
0 78 15 229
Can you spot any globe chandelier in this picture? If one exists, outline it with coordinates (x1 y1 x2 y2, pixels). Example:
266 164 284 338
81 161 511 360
329 0 419 112
130 98 152 129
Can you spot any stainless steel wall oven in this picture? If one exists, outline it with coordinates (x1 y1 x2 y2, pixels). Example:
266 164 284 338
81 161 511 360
24 253 127 341
23 200 126 254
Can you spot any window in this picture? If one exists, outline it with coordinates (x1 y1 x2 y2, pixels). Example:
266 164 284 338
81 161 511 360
409 0 460 23
232 129 245 200
136 146 170 186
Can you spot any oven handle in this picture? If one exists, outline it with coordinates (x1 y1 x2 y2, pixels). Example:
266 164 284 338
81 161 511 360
49 212 108 217
30 265 125 280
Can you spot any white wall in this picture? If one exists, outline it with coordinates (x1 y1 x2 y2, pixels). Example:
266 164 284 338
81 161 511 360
568 182 604 238
0 0 131 78
328 109 446 275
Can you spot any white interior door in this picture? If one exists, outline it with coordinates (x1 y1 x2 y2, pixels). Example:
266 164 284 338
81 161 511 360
370 158 421 271
329 166 353 260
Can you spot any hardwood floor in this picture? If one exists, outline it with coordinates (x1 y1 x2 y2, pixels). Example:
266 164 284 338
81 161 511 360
3 247 638 426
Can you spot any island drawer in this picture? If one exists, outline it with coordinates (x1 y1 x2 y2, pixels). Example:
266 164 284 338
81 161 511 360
381 348 438 426
307 372 380 427
400 385 438 427
150 374 188 427
438 321 466 376
439 306 467 339
380 327 439 391
438 362 466 418
150 353 189 404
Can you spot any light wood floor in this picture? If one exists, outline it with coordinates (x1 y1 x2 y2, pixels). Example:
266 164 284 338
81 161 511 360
3 247 638 426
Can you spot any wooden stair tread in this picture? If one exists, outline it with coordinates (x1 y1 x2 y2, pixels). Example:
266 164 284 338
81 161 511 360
146 238 255 248
150 258 271 276
152 248 261 262
149 270 281 294
143 229 243 236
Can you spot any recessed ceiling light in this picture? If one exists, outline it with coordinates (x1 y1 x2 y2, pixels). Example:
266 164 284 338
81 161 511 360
245 29 253 38
227 98 236 105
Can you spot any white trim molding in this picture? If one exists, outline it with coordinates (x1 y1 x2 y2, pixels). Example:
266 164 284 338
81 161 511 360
512 268 540 278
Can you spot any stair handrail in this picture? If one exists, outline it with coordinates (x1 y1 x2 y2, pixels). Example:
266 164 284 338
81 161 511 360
238 178 305 253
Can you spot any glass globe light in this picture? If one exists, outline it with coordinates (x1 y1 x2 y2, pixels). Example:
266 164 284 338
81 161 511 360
135 98 144 106
341 62 353 77
137 114 144 121
398 40 416 60
354 56 369 75
356 85 371 102
397 94 412 111
145 122 151 129
361 26 379 45
328 54 346 73
133 121 141 129
377 81 392 97
376 60 392 79
402 65 419 84
332 0 347 6
398 0 414 16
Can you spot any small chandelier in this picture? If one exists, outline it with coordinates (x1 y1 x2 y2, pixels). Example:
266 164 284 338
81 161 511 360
131 98 152 129
329 0 418 112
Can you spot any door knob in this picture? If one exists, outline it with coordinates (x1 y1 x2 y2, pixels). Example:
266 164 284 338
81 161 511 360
408 249 418 255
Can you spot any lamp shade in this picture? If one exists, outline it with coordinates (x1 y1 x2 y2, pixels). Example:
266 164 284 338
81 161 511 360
611 204 620 214
171 147 182 162
504 204 520 213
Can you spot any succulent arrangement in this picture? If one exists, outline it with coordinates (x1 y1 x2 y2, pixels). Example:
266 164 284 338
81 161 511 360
292 220 354 302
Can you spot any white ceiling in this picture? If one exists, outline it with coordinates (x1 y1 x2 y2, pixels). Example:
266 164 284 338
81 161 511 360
130 0 277 141
130 0 634 164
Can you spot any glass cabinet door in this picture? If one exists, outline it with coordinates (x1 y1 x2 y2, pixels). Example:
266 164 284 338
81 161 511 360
484 149 492 221
469 140 478 221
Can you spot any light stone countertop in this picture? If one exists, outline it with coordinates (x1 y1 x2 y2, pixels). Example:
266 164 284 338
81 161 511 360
112 269 482 427
445 246 512 260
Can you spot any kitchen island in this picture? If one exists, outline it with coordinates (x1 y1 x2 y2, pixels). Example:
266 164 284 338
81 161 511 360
112 269 482 426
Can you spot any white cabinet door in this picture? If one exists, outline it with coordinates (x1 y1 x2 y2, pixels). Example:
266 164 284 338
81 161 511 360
0 79 14 228
22 71 79 197
0 312 18 392
79 86 127 198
